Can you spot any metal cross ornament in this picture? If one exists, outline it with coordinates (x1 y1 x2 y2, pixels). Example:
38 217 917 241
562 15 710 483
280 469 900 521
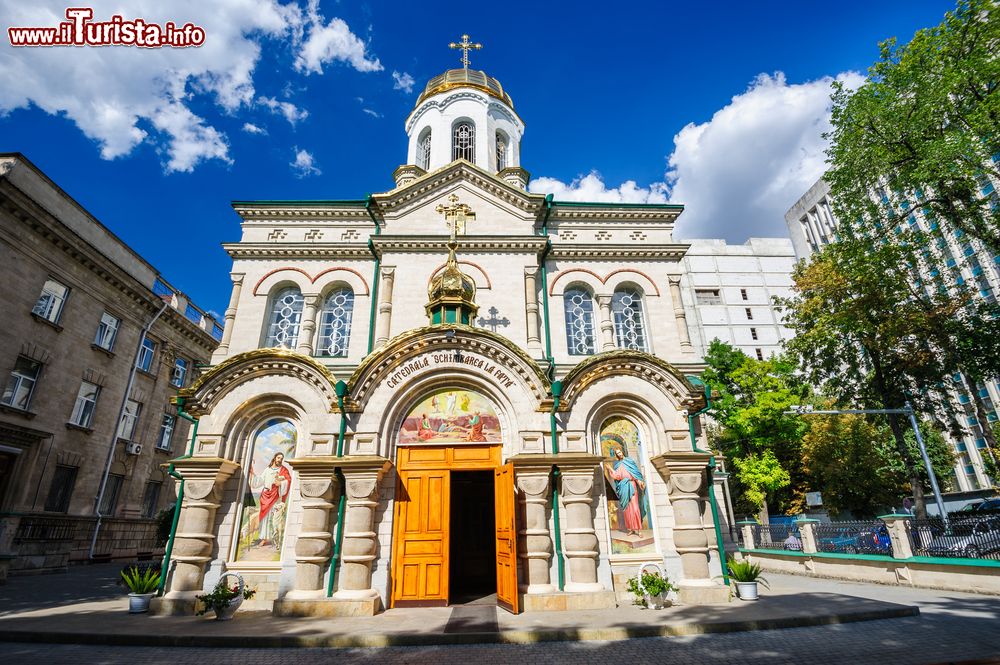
436 194 476 238
477 306 510 332
449 34 482 69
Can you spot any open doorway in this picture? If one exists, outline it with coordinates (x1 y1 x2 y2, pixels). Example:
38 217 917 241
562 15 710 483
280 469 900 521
449 470 496 605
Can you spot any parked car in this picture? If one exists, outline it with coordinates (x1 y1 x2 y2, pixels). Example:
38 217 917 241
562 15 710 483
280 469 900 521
851 524 892 555
924 518 1000 558
955 498 1000 514
818 527 858 553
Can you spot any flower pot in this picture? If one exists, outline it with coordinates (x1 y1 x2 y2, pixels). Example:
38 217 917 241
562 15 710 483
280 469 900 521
214 595 243 621
735 581 759 601
643 592 671 610
128 592 155 614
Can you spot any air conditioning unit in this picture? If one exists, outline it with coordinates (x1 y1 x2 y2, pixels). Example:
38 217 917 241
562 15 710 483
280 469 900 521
125 441 142 456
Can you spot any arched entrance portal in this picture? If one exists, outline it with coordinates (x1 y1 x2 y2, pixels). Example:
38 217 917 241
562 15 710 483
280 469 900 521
390 389 519 613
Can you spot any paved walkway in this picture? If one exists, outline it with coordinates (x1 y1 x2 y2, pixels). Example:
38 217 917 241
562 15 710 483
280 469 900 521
1 565 999 663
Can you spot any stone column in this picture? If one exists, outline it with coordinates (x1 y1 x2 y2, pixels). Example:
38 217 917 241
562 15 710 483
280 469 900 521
557 456 604 592
333 456 391 602
285 458 340 597
796 518 819 554
374 267 395 349
296 294 321 356
737 520 757 550
512 463 554 594
163 458 240 603
596 295 616 351
523 267 542 356
880 514 915 559
215 273 244 356
651 451 728 604
668 276 693 350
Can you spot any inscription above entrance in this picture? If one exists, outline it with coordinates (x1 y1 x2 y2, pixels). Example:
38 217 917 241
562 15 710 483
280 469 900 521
384 351 517 390
399 388 501 445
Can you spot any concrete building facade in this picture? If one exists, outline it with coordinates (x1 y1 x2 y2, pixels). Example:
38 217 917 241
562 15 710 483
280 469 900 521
0 154 220 577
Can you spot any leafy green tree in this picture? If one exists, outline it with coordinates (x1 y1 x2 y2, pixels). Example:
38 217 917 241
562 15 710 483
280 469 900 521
702 341 809 518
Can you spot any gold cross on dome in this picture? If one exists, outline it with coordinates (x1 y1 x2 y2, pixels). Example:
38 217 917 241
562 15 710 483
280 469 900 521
436 194 476 238
449 34 482 69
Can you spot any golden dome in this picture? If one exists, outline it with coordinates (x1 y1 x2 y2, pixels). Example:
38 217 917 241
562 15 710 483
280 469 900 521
417 69 514 108
428 241 476 302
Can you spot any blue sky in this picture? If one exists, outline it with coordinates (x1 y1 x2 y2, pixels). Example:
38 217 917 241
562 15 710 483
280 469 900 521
0 0 955 316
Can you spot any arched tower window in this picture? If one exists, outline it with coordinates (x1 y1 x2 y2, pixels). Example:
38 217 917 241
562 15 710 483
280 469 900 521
417 129 431 170
452 122 475 162
612 287 647 351
564 287 596 355
264 287 304 348
495 132 507 171
316 287 354 357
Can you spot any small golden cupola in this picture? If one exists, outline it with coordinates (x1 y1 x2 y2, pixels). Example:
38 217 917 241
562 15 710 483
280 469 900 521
427 194 479 325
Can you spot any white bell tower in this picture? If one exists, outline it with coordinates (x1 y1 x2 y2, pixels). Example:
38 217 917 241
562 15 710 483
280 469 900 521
401 35 526 188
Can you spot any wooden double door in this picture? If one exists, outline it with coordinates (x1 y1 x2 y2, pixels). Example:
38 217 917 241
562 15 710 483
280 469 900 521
391 445 519 613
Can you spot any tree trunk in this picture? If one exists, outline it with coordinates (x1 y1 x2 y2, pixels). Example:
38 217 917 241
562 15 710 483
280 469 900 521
758 500 770 526
887 412 928 519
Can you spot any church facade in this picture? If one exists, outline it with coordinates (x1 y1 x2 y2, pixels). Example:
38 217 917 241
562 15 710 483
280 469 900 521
162 46 737 615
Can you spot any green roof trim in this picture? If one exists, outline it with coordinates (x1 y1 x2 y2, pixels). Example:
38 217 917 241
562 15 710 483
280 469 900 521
551 200 684 210
231 199 369 207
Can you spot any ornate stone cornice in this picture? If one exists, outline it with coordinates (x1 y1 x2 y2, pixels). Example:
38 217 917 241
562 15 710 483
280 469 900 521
223 243 373 259
549 207 682 222
559 349 705 410
371 235 548 254
549 244 690 260
232 206 371 223
177 348 339 416
347 324 550 410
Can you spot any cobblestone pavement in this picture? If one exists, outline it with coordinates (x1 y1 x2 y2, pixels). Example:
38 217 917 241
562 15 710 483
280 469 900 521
1 572 998 664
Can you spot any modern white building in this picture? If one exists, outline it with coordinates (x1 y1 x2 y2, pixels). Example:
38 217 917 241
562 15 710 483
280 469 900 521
785 176 1000 492
680 238 797 361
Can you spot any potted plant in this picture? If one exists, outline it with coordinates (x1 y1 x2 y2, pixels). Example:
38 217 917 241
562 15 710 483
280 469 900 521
120 564 161 614
196 573 255 620
727 557 769 601
626 564 677 609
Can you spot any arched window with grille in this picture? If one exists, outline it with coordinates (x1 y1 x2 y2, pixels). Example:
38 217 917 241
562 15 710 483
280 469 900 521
564 287 596 355
453 121 475 162
495 131 507 171
316 286 354 357
417 129 431 170
612 287 648 351
264 287 304 348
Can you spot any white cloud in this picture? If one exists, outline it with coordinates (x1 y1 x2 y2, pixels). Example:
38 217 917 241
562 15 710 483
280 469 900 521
242 122 267 135
666 71 863 240
529 172 668 203
0 1 379 172
530 71 864 242
295 0 382 75
257 96 309 125
362 108 382 118
290 148 320 177
392 70 415 94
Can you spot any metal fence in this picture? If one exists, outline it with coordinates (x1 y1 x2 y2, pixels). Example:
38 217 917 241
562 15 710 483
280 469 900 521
911 516 1000 561
814 520 892 556
14 515 77 542
752 522 802 551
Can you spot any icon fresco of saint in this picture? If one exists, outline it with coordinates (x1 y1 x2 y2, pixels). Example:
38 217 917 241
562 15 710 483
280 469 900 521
399 389 501 444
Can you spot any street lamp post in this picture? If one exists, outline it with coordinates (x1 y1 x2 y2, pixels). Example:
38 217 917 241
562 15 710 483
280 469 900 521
784 402 949 528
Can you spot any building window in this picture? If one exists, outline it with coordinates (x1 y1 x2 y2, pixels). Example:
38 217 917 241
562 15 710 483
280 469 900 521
740 288 748 301
750 327 758 341
564 287 596 355
755 348 764 361
453 121 475 162
417 129 431 170
171 357 188 388
317 287 354 357
694 289 722 305
265 287 304 348
157 414 175 451
118 399 142 441
745 308 753 320
612 287 648 352
94 312 120 351
69 381 100 428
44 465 78 513
1 356 42 411
31 279 69 323
495 132 507 171
142 481 162 518
136 337 156 372
99 473 124 516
